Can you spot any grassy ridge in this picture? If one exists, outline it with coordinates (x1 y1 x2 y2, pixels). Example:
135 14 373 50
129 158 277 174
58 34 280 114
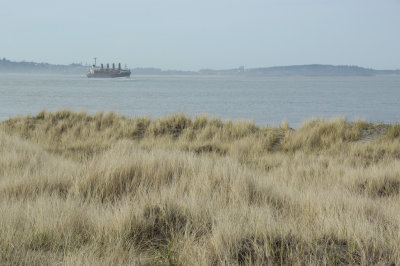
1 110 400 265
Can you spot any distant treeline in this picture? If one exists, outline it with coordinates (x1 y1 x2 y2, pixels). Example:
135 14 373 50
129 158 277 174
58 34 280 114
0 58 399 76
200 64 400 76
0 58 85 74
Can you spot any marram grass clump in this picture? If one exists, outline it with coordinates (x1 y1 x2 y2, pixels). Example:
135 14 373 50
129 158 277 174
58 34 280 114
0 110 399 265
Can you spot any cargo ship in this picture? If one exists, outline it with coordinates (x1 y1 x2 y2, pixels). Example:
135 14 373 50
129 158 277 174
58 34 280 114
86 58 131 78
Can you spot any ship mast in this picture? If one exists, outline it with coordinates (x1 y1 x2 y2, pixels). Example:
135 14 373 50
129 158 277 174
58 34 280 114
93 57 97 67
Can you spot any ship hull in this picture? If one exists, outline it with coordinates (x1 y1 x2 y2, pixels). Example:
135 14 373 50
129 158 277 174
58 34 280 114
86 70 131 78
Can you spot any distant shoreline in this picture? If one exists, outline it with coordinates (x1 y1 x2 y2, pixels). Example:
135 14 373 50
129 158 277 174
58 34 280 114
1 58 399 76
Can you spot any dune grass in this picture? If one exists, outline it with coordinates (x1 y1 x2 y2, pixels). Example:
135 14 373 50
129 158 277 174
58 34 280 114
0 110 399 265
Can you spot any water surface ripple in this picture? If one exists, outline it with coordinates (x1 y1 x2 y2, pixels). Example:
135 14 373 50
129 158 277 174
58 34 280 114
1 73 399 127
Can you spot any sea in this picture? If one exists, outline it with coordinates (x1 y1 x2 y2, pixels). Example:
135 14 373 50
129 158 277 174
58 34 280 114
1 73 399 128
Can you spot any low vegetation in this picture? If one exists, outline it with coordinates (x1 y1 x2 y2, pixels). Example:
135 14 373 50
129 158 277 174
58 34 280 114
1 110 399 265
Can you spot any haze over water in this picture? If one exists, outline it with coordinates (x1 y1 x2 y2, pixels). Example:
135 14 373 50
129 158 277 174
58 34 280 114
1 73 399 128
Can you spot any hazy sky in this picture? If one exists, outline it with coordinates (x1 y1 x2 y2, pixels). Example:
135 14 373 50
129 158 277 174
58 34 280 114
1 0 399 70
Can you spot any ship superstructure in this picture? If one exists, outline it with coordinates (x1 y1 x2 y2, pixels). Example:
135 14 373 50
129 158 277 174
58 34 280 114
86 58 131 78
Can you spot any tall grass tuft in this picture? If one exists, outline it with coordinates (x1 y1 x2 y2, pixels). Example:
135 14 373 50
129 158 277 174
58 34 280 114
0 110 399 265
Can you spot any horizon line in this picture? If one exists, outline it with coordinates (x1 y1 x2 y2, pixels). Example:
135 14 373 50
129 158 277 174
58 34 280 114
1 57 399 72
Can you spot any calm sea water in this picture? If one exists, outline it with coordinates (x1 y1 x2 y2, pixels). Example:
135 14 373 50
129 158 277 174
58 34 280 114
0 73 399 127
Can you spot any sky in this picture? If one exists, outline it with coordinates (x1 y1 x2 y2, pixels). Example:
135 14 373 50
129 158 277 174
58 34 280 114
0 0 399 70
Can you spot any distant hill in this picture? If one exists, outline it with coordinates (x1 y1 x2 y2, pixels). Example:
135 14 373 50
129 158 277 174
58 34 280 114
201 64 400 76
0 58 86 74
0 58 399 76
248 64 376 76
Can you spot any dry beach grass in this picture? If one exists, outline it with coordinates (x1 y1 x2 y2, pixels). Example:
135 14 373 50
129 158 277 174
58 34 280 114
1 110 400 265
